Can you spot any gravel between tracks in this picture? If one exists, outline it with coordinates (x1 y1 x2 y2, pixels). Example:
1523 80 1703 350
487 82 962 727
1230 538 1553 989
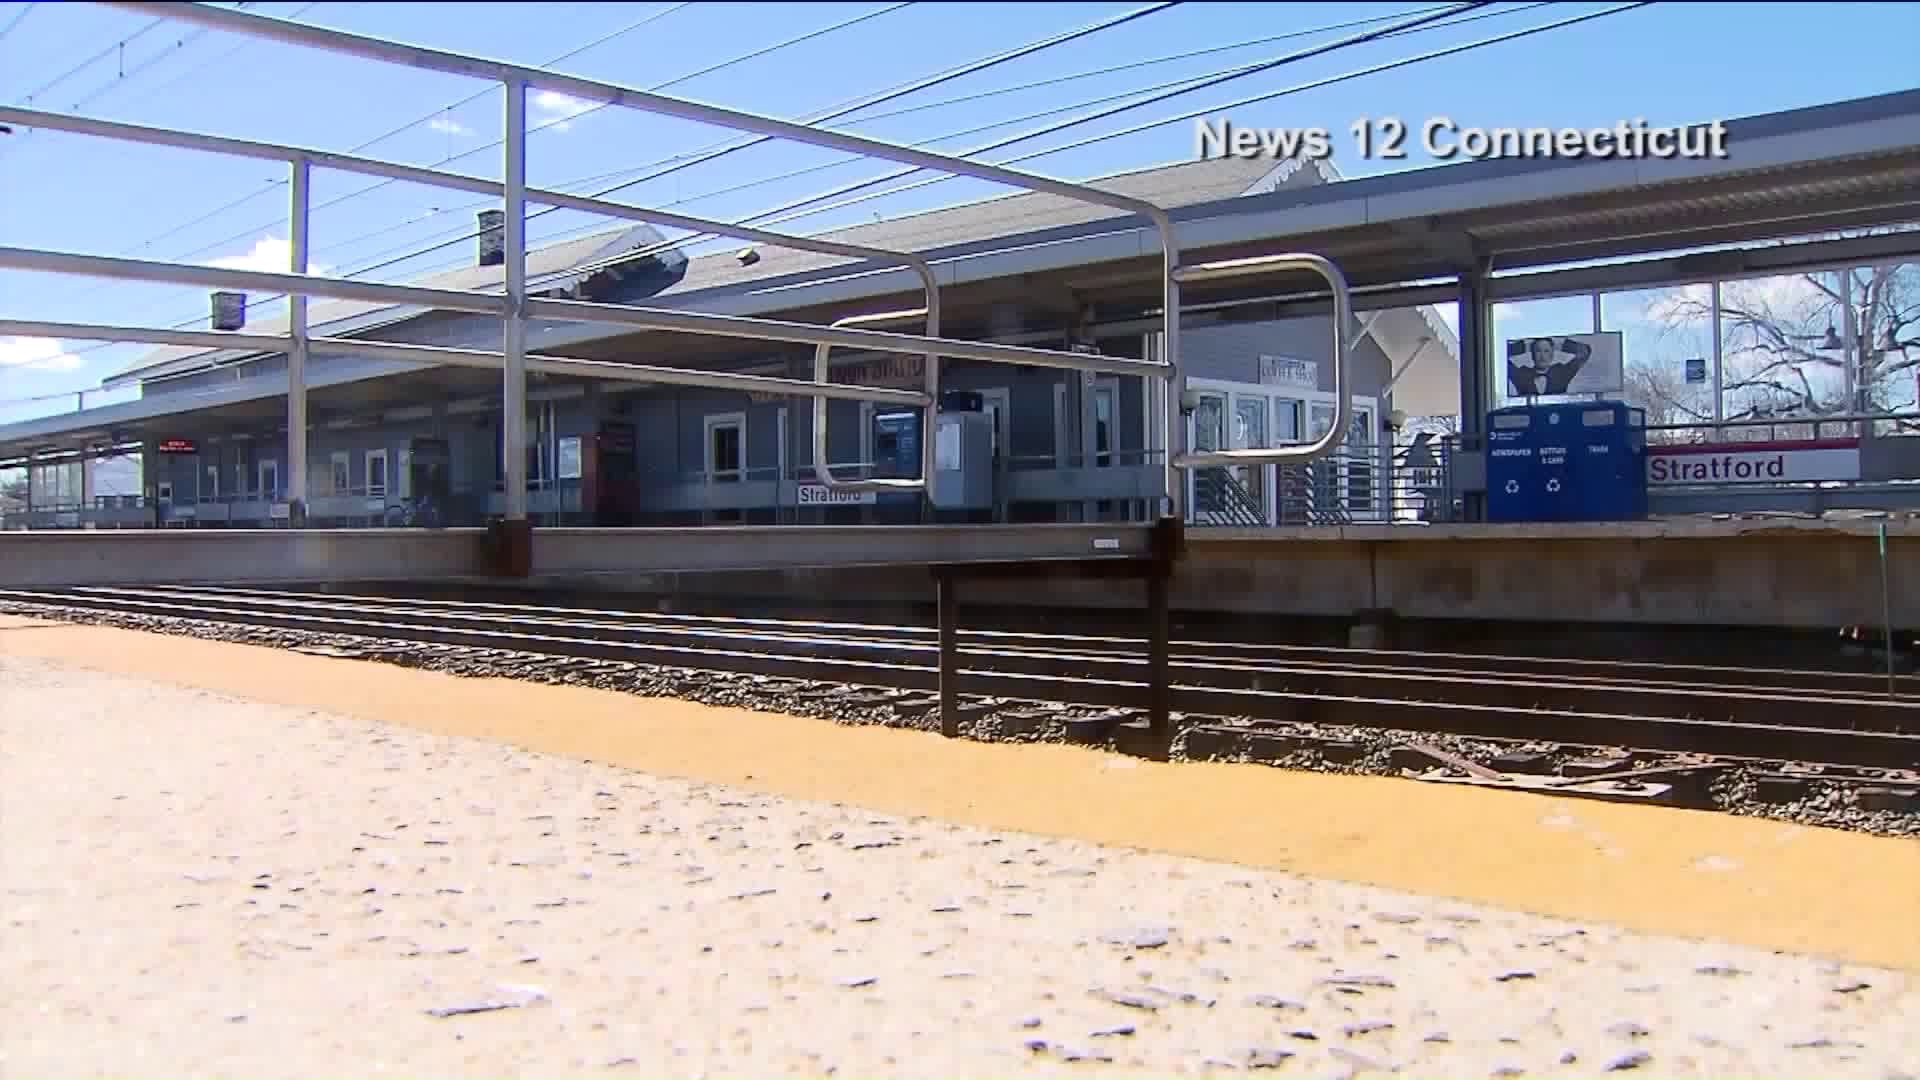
2 600 1916 838
4 652 1918 1079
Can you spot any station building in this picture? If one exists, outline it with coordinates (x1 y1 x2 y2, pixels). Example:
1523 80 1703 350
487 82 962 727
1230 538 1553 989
0 154 1456 531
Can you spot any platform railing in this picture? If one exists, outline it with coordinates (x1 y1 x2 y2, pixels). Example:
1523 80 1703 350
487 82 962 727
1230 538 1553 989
0 0 1187 529
0 2 1400 543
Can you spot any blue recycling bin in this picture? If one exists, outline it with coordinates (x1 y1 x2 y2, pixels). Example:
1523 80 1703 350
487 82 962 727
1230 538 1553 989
1486 401 1646 522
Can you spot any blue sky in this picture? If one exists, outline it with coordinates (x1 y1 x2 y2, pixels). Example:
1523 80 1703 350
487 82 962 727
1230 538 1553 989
2 0 1918 424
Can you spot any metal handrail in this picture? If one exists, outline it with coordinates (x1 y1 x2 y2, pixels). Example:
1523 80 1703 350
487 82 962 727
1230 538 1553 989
1170 253 1354 469
812 309 937 496
10 0 1189 526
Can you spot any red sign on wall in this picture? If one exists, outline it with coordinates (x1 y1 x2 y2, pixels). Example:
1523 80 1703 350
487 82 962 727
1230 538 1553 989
156 438 198 454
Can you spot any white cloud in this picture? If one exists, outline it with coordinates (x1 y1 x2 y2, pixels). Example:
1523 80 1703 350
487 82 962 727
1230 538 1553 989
531 90 596 133
207 235 333 276
0 336 83 373
429 114 473 137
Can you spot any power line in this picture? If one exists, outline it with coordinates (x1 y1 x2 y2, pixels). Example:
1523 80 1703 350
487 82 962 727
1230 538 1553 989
115 2 335 111
96 0 1177 336
41 1 1633 392
285 0 1192 279
11 13 169 106
93 0 1507 342
569 3 1552 252
116 1 692 259
0 3 38 45
53 0 932 356
736 1 1658 244
523 1 1500 288
260 0 1192 274
153 0 911 271
185 0 1536 296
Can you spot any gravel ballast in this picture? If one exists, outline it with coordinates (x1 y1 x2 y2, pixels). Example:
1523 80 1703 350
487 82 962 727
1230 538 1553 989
2 599 1915 837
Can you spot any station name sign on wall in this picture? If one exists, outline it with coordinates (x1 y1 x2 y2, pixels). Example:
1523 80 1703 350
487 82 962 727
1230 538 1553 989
1646 440 1861 486
156 438 198 454
797 484 877 506
749 355 929 404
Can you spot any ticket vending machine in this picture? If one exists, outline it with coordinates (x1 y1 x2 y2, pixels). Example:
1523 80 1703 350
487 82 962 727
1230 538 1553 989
870 410 922 481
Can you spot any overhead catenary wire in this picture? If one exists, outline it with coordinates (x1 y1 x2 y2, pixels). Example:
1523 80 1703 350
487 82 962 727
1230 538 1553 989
517 0 1501 290
681 1 1651 247
39 0 1530 378
81 0 1187 341
112 1 696 259
220 0 1499 303
0 2 38 44
130 0 914 281
9 12 169 107
260 0 1198 275
165 0 1175 276
13 1 1637 403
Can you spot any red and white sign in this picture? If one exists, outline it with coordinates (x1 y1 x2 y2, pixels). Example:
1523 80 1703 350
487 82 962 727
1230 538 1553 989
1646 438 1860 486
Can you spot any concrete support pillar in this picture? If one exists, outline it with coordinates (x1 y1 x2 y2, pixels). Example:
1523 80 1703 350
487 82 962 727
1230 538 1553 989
288 155 311 528
79 447 94 512
142 438 159 528
1455 259 1494 523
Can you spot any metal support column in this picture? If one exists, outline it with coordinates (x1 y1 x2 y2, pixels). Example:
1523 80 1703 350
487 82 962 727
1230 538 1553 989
287 155 310 526
1146 512 1181 747
1710 280 1724 423
1146 567 1170 736
502 78 529 524
937 571 959 738
1455 259 1494 522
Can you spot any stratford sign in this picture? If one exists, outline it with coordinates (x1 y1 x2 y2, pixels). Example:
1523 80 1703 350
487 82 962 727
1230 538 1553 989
1646 439 1860 486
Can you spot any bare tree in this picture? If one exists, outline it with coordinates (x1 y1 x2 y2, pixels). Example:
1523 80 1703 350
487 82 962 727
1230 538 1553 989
1620 359 1711 443
1654 234 1920 428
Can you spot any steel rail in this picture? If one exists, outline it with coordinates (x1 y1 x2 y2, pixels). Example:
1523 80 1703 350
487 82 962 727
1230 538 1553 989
34 584 1920 742
6 586 1915 769
122 583 1919 699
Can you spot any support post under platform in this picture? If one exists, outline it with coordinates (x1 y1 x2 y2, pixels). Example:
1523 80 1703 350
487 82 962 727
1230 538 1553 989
1145 513 1182 750
937 570 959 737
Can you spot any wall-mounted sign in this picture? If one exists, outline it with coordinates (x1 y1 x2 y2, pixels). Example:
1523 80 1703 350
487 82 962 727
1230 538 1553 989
797 484 876 506
157 438 198 454
1684 356 1707 384
1504 331 1624 397
557 436 582 480
1647 440 1860 486
1258 354 1319 389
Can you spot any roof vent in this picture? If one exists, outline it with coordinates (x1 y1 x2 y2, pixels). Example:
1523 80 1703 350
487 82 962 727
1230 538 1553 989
477 209 505 267
211 291 247 331
736 247 761 267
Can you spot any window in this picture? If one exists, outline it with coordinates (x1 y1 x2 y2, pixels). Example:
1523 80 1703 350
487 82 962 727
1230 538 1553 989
705 413 744 483
1093 383 1116 467
859 402 875 473
330 452 350 496
258 460 279 499
366 449 388 498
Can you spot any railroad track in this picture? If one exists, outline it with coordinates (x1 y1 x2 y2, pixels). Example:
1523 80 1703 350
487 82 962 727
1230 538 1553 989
5 582 1919 775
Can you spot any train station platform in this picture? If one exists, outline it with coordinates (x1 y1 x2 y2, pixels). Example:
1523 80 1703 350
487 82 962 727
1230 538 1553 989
2 516 1913 632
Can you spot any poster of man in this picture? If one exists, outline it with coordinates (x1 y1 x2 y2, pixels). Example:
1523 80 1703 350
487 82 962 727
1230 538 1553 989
1504 331 1624 398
